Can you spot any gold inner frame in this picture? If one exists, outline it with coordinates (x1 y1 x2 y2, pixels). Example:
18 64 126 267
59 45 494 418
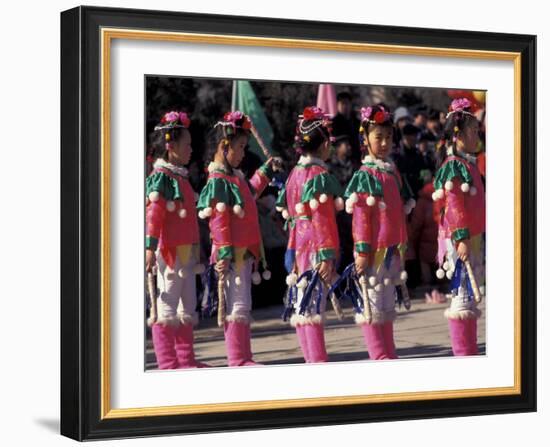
100 27 522 419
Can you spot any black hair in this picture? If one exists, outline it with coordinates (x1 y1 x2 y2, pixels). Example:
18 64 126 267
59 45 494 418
149 126 189 161
436 107 479 169
359 104 394 153
336 91 352 102
293 119 332 157
204 124 250 164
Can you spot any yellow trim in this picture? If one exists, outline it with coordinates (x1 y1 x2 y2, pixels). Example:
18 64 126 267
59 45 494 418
100 27 522 420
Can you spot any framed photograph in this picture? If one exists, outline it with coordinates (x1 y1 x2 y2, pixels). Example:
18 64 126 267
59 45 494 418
60 5 536 441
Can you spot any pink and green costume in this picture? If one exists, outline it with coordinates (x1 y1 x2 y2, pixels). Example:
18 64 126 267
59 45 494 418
276 155 344 363
343 154 415 360
145 158 208 369
432 150 485 356
197 160 274 366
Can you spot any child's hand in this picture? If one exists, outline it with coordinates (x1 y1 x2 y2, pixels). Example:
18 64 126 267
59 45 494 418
215 259 231 274
318 260 334 282
145 249 156 273
457 240 470 261
269 156 284 172
354 255 370 276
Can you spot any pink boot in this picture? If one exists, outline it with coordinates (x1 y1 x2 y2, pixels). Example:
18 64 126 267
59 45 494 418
152 324 178 370
174 323 211 368
295 325 310 363
448 318 474 356
305 323 328 363
361 323 390 360
382 321 398 359
224 321 260 366
466 318 479 355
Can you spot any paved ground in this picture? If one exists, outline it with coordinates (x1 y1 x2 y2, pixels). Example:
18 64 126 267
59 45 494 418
145 287 486 369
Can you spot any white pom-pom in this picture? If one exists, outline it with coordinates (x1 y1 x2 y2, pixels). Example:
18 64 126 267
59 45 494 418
383 277 392 286
334 197 345 211
282 209 289 220
216 202 227 213
366 195 376 206
178 208 187 219
446 270 453 280
400 271 408 281
443 261 450 271
262 270 272 281
295 203 305 214
432 189 444 201
345 206 354 215
470 186 477 196
407 198 416 209
461 183 470 193
368 276 377 287
235 276 242 286
178 268 188 278
444 180 454 191
374 283 384 292
166 201 176 212
203 207 212 217
297 278 308 289
276 206 284 212
436 268 445 279
432 192 438 201
309 198 319 210
319 193 328 203
252 271 262 285
378 201 387 210
286 273 298 286
193 264 205 275
148 191 160 202
404 203 413 215
479 285 486 295
198 210 205 219
350 192 359 204
233 204 243 215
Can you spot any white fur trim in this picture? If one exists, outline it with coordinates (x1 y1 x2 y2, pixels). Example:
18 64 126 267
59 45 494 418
289 313 324 327
295 202 305 214
282 209 289 220
155 316 182 327
216 202 227 212
470 186 477 196
368 276 377 287
193 264 205 275
309 198 319 210
444 307 481 320
153 158 189 177
297 154 328 169
179 313 199 327
319 193 328 203
177 268 188 278
460 182 470 193
207 161 228 173
366 195 376 206
262 270 272 281
286 273 298 286
444 180 454 191
178 208 187 219
148 191 160 202
225 313 251 324
334 197 345 211
436 268 445 279
252 271 262 285
378 201 387 210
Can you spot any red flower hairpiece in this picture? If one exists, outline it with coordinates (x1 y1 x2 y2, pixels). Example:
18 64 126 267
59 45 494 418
156 110 191 129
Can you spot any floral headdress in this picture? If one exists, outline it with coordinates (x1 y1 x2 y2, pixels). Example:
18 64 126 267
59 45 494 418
154 111 191 131
214 110 252 136
293 106 334 154
445 98 476 144
359 105 392 130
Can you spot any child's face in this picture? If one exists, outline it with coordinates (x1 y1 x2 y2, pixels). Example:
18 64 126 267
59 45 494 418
459 121 480 153
365 125 393 159
225 134 248 167
167 130 192 165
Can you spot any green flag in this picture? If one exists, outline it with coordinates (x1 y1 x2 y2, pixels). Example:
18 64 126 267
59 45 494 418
232 80 275 161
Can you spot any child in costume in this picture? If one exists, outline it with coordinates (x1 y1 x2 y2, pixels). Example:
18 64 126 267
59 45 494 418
277 106 344 363
432 98 485 356
197 111 276 367
145 111 209 369
343 104 415 360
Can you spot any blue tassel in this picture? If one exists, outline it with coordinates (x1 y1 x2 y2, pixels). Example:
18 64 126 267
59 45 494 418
281 283 297 322
384 246 395 270
200 264 218 318
450 258 463 292
284 249 296 273
328 263 364 314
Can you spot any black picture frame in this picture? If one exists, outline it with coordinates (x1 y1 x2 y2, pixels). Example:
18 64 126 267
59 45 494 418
61 5 536 441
